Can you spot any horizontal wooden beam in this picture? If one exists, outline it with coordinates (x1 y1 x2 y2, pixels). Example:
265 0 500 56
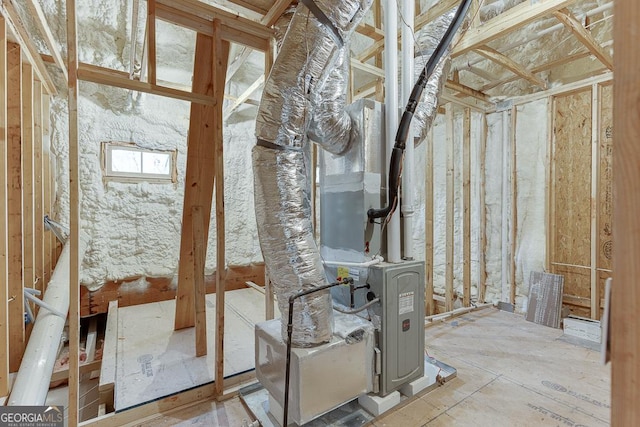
155 0 271 50
80 263 266 317
452 0 579 57
445 79 492 102
356 22 384 41
553 8 613 71
475 45 547 89
77 62 217 105
261 0 293 27
0 2 56 94
350 58 384 77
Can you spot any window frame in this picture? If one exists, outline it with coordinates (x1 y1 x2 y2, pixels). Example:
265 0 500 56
101 141 177 183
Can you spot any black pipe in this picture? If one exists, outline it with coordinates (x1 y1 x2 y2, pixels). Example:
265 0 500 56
283 277 354 427
367 0 473 223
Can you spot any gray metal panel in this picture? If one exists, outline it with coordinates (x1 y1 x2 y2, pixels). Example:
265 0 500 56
368 261 425 396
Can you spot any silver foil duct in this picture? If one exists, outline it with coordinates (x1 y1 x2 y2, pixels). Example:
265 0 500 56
412 11 455 144
253 0 372 346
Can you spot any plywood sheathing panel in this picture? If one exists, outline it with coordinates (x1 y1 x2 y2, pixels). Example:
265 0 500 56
598 84 613 272
552 89 592 300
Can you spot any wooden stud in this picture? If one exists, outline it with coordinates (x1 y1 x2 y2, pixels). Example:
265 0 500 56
22 63 35 297
7 41 24 373
261 0 293 27
129 0 140 79
147 0 157 85
553 8 613 71
462 108 471 307
452 0 580 57
589 84 600 319
475 45 547 90
0 15 8 396
1 1 56 95
548 97 558 275
425 128 434 315
612 0 640 421
373 0 382 68
510 106 517 305
445 105 454 312
43 153 51 287
477 114 487 303
174 33 218 331
33 81 44 297
545 97 553 272
192 206 207 357
212 19 230 399
24 0 68 81
66 0 81 422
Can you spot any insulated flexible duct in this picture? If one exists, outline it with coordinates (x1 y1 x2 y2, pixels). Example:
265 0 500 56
253 0 372 347
412 11 455 143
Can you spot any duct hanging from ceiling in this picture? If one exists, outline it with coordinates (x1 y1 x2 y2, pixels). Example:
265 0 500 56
253 0 372 347
412 11 456 143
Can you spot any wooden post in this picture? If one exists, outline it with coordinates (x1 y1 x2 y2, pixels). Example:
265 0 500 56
33 82 45 297
212 20 230 398
510 106 517 305
425 128 434 315
462 108 471 307
445 105 454 312
192 206 207 357
175 33 218 331
7 42 24 373
66 0 81 423
0 15 8 396
611 0 640 422
589 84 600 319
147 0 156 85
22 64 35 299
477 114 487 303
545 97 553 272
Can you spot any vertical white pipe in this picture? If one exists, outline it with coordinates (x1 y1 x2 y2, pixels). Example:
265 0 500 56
501 110 509 302
385 0 401 263
401 0 415 260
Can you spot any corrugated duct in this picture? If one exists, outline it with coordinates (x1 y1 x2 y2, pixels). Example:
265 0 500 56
253 0 372 347
412 11 455 143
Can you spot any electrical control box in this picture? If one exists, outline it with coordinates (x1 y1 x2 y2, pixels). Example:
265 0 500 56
368 261 425 396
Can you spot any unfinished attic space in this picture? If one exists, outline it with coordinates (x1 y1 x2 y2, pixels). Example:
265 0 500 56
1 0 638 425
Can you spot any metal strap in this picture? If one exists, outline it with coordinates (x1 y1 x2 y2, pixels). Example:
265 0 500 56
300 0 344 47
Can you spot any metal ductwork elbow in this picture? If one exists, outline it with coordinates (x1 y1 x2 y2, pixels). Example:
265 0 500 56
253 0 372 347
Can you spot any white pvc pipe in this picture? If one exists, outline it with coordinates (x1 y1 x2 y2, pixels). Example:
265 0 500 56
384 0 401 263
401 0 415 260
424 302 495 324
323 255 384 268
9 233 90 406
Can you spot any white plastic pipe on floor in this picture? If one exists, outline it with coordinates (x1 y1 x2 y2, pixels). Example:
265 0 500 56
401 0 415 260
384 0 401 263
8 232 90 406
424 302 495 326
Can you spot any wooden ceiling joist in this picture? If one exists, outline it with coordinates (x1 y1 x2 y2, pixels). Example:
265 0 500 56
155 0 272 51
261 0 294 27
475 45 547 90
445 79 491 103
552 8 613 71
451 0 579 58
223 74 264 119
22 0 68 82
0 2 56 95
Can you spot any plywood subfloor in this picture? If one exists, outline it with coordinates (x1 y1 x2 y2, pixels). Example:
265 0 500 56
114 287 275 411
139 309 610 426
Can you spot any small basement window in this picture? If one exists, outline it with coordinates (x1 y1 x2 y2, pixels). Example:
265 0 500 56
102 142 177 182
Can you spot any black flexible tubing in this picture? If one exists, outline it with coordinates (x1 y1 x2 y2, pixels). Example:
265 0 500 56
367 0 473 223
283 277 354 427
